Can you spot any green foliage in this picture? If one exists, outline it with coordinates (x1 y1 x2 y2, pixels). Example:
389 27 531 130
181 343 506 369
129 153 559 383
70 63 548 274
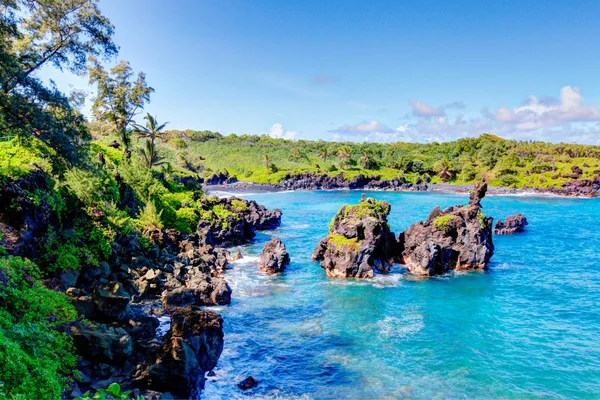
174 207 199 234
458 163 477 182
0 257 77 399
477 210 487 229
64 167 119 206
39 220 111 272
136 201 164 230
0 138 55 180
88 58 154 150
327 234 359 251
152 132 600 189
118 156 167 202
433 215 455 232
76 382 143 400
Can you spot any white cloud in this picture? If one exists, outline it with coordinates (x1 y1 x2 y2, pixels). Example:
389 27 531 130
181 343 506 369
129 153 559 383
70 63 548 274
331 86 600 144
329 119 395 135
268 123 298 140
408 99 446 117
489 85 600 131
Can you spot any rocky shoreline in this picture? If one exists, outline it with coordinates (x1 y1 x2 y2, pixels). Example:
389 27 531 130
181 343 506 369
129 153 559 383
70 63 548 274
0 170 283 399
204 172 600 198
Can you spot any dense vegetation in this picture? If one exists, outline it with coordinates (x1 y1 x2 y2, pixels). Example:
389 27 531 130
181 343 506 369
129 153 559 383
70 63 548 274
0 1 230 398
0 0 599 398
155 130 600 188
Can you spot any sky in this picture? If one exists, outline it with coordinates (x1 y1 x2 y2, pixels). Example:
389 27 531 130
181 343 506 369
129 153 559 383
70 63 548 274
40 0 600 144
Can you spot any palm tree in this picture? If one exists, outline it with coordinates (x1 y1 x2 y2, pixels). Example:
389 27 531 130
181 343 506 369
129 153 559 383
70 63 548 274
139 140 168 169
319 147 328 170
133 113 169 146
359 149 375 170
337 146 352 168
263 153 271 170
434 158 454 181
289 147 303 162
133 114 169 168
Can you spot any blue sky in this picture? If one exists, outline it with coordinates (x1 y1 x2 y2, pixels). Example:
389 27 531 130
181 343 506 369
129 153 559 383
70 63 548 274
41 0 600 144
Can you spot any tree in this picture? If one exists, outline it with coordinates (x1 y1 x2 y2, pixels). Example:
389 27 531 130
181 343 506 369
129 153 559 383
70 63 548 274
263 153 271 170
139 140 167 169
318 147 328 169
434 158 454 181
0 0 116 161
89 57 154 151
3 0 117 94
289 147 303 162
337 145 352 168
133 114 168 168
359 149 376 170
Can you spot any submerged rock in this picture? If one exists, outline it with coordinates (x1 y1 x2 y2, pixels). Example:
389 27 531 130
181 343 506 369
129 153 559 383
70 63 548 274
138 306 224 398
400 182 495 276
494 213 528 234
258 237 290 274
312 195 398 278
238 376 258 390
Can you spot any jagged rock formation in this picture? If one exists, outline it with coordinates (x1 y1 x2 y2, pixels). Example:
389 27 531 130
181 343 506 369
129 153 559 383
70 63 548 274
312 195 398 278
258 237 290 274
197 196 282 246
204 170 238 185
494 214 528 234
400 182 495 276
276 172 428 192
136 306 224 398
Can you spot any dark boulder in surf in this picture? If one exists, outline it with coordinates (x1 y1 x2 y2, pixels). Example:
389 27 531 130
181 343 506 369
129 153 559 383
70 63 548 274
400 182 495 276
258 237 290 274
312 194 398 278
494 213 528 234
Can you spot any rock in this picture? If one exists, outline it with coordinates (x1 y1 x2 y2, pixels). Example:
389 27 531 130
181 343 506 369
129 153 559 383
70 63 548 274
195 197 282 246
238 376 258 390
275 172 428 192
401 183 495 276
312 195 398 278
258 237 290 274
230 251 243 261
494 213 528 234
137 306 224 398
92 281 131 321
68 321 133 364
162 276 231 311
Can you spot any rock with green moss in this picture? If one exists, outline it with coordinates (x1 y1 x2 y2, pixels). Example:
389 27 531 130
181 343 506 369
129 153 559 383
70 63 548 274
312 194 398 278
196 196 282 246
400 182 494 275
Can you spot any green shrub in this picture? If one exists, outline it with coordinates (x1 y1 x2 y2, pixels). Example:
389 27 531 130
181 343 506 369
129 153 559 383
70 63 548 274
64 167 119 207
76 382 143 400
39 220 111 272
433 215 454 232
0 257 77 399
0 138 55 180
136 201 164 230
174 207 199 233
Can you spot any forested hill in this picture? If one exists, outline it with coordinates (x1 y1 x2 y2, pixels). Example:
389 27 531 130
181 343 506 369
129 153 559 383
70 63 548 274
143 128 600 188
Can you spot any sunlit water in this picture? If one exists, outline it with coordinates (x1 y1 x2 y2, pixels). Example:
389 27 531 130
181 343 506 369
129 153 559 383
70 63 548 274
202 190 600 399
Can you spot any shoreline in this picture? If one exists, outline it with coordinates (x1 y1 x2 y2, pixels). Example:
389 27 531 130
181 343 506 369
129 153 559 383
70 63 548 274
204 181 597 199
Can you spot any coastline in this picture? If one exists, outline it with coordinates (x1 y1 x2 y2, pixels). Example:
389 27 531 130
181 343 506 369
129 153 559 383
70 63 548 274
204 181 597 199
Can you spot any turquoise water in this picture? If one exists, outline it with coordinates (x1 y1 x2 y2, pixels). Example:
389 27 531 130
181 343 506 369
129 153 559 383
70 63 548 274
202 191 600 399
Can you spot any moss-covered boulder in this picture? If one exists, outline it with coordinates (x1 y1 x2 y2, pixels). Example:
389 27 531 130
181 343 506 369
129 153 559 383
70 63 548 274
400 182 495 275
312 194 398 278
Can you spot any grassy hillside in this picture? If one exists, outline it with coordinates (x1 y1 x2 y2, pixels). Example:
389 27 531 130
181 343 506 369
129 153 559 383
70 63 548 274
142 129 600 188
